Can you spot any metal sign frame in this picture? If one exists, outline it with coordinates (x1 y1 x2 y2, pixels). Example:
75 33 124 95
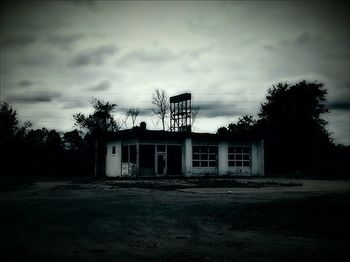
169 93 192 132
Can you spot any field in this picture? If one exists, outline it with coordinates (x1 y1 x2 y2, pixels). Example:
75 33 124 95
0 178 349 262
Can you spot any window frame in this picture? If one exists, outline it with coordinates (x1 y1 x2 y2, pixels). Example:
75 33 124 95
228 146 251 167
192 145 218 168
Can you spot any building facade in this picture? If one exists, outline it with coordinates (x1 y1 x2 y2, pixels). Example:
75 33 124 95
105 123 264 177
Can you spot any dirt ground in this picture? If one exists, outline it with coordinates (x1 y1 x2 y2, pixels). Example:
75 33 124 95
0 177 350 262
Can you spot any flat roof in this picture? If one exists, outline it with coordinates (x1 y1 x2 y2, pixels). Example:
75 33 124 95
107 128 261 142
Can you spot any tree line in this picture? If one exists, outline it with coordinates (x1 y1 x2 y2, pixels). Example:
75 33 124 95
0 81 349 177
217 81 349 177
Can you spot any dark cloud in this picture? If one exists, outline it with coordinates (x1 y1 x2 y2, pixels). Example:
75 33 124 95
6 91 62 104
2 35 37 48
329 102 350 111
117 48 176 64
46 33 84 49
66 0 97 10
118 107 152 117
279 32 322 48
196 101 252 118
69 45 117 67
61 100 87 109
20 53 57 66
295 32 311 45
1 1 69 33
321 52 349 61
19 80 33 87
89 80 111 91
263 44 275 51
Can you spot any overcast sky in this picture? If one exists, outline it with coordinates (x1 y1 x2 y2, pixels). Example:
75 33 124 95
1 0 349 144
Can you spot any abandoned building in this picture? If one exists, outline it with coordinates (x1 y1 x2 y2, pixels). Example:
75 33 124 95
105 93 264 177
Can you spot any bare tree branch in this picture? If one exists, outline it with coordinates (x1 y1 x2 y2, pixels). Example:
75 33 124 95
152 89 169 131
127 108 139 127
191 106 200 126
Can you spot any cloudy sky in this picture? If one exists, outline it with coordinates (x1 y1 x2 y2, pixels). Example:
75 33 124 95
1 0 349 144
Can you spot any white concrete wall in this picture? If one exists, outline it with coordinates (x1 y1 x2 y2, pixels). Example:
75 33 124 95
191 167 218 176
218 141 228 175
251 140 264 176
227 166 251 176
253 139 264 176
105 138 264 177
251 142 258 176
227 142 252 176
182 138 192 177
106 141 121 177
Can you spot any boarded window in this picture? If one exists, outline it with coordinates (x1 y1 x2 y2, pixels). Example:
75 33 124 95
192 146 217 167
228 147 251 167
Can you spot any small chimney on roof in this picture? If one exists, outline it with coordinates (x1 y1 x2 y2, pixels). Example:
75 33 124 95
140 121 146 131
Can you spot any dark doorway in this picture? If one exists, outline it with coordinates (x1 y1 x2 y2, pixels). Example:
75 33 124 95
157 153 166 175
167 145 182 175
139 145 155 176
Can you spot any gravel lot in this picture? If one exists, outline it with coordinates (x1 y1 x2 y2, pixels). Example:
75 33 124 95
1 178 349 262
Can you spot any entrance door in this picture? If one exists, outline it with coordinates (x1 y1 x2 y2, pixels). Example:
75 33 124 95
167 145 182 175
156 153 166 175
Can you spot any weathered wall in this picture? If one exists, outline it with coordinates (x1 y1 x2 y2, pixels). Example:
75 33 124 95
182 138 192 176
218 141 228 175
105 137 264 177
227 142 252 176
251 140 264 176
106 141 121 177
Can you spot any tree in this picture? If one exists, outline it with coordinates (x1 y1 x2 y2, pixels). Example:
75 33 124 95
228 115 257 136
191 106 200 126
126 107 140 127
0 102 31 143
45 130 64 175
63 129 88 176
73 98 119 177
0 102 19 142
258 80 331 175
25 128 50 174
0 102 31 176
217 115 257 137
74 98 119 136
217 126 228 135
152 89 169 131
63 129 84 151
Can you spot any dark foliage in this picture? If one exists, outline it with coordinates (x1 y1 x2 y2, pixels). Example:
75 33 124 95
258 81 332 175
73 98 120 177
0 102 92 177
219 80 348 177
1 102 31 176
217 115 258 138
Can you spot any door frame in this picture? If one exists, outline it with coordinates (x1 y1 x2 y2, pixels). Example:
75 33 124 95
155 152 166 176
